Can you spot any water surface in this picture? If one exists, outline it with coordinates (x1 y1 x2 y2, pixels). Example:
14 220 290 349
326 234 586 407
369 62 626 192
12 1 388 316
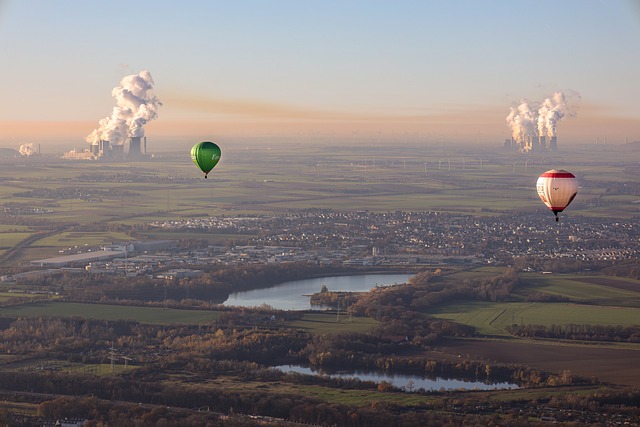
223 273 411 310
275 364 518 391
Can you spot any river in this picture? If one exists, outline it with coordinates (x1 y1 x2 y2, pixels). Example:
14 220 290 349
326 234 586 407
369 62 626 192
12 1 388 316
275 364 518 391
223 273 412 310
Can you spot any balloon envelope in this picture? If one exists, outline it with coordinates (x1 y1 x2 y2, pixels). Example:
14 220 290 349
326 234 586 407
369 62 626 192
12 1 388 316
191 142 221 178
536 169 578 220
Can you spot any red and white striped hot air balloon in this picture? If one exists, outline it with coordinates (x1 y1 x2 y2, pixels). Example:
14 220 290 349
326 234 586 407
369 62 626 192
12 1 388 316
536 169 578 222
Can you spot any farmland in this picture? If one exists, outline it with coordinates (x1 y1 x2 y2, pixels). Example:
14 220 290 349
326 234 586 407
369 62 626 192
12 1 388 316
426 270 640 386
430 272 640 336
0 301 378 334
1 142 640 424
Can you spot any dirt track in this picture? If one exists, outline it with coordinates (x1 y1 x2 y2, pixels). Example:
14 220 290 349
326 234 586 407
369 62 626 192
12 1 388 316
433 338 640 387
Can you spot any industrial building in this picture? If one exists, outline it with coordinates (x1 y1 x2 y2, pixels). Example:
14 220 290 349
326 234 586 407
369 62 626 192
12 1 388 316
30 240 177 268
504 135 558 153
30 250 128 268
63 136 147 161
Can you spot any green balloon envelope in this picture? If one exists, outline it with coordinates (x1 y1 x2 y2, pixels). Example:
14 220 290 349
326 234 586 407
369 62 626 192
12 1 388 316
190 141 221 178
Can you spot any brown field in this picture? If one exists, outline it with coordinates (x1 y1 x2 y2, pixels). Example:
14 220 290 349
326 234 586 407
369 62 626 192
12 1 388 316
432 338 640 387
577 277 640 293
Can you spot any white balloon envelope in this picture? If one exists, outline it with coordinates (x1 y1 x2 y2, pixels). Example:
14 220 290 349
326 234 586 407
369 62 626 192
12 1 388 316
536 169 578 222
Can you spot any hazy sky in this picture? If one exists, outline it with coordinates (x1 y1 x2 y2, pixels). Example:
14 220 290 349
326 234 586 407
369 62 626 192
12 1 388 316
0 0 639 149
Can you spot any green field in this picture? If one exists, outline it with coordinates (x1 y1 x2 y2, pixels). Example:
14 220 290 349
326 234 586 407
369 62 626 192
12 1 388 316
0 291 58 302
430 301 640 335
36 231 134 247
430 272 640 336
0 231 34 248
0 301 377 334
285 312 378 334
516 274 640 305
0 302 221 325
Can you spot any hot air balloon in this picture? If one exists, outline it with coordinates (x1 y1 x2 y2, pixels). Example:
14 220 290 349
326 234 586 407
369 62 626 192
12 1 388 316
536 169 578 222
190 141 221 178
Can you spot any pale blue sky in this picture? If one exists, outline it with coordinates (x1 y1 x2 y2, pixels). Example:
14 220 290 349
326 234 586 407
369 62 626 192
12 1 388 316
0 0 639 147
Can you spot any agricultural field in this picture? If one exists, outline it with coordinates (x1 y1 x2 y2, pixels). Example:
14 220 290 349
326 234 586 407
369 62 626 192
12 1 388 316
427 270 640 385
0 301 221 325
0 301 376 334
430 272 640 336
284 312 378 334
430 300 640 336
0 145 637 218
36 231 134 248
1 143 639 260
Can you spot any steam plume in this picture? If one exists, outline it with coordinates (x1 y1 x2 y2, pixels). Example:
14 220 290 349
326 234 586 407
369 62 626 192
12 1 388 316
506 90 580 143
86 71 162 145
505 99 537 142
19 143 36 156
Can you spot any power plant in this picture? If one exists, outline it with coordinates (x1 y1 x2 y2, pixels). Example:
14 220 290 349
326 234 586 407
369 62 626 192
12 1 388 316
63 136 147 161
66 70 161 161
503 134 558 153
504 90 579 154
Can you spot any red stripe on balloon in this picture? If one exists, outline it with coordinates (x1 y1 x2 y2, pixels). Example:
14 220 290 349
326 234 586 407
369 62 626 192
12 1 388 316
540 171 575 178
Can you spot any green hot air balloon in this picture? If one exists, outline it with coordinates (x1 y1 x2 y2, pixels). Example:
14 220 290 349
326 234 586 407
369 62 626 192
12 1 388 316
190 141 221 178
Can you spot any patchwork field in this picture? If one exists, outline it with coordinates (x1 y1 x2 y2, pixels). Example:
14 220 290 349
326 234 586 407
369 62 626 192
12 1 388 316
430 272 640 335
426 271 640 386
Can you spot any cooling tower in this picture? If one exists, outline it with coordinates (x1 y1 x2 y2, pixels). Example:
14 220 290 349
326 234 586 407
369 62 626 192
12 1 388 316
128 137 142 159
539 135 546 149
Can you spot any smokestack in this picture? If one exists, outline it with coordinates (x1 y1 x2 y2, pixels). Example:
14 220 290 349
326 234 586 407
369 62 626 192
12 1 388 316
550 136 558 151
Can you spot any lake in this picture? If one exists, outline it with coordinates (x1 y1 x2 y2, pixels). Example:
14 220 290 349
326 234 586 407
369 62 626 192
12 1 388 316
275 364 518 391
223 273 412 310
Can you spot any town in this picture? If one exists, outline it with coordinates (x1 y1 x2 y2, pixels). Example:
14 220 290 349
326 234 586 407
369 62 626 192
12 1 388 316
4 209 637 286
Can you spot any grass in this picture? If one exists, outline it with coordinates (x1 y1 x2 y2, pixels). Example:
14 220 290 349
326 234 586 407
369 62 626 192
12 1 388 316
0 301 221 325
37 231 134 247
516 273 640 305
0 291 55 302
429 271 640 336
0 301 377 334
0 231 34 248
430 301 640 336
284 312 379 334
290 383 437 406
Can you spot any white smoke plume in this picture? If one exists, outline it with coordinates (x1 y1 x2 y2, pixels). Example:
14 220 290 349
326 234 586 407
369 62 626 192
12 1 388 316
86 71 162 145
19 143 36 156
505 99 537 142
506 90 581 142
